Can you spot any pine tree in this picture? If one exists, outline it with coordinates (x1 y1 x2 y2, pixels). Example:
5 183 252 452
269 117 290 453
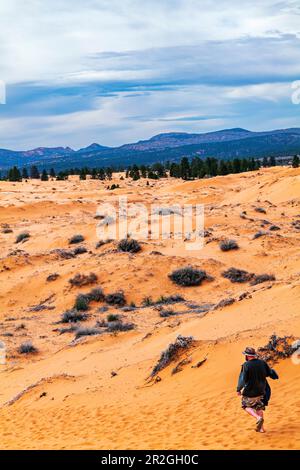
219 160 229 176
232 158 241 173
30 165 40 179
79 168 86 180
22 168 29 179
41 169 48 181
98 168 105 180
105 167 113 180
180 157 191 180
50 168 56 178
292 155 299 168
170 163 181 178
191 157 205 178
8 166 22 182
205 157 218 176
152 162 166 178
269 156 276 167
140 165 147 178
129 165 140 180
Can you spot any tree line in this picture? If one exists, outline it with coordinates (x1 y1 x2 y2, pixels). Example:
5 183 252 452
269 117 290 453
126 155 299 181
3 165 114 182
2 154 299 183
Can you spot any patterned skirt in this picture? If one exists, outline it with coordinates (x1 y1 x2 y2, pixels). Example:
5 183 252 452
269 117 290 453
241 395 265 410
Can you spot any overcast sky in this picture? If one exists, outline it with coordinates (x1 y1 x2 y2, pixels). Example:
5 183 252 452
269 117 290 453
0 0 300 149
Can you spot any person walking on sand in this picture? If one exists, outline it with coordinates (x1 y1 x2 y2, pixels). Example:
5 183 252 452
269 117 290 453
236 347 278 433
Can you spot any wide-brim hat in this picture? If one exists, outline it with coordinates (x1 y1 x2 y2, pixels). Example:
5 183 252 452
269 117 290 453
242 346 257 357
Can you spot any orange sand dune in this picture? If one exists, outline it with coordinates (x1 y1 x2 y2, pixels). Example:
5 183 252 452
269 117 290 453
0 167 299 449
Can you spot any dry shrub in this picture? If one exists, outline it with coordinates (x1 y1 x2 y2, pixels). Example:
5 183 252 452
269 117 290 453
73 246 88 255
255 207 266 214
69 273 98 287
15 232 30 244
219 239 239 252
46 273 60 282
257 335 298 364
87 287 104 302
107 321 135 333
169 267 212 287
75 327 101 340
69 234 85 245
60 309 88 323
18 342 38 354
250 274 275 286
222 267 254 283
74 294 90 311
150 335 195 377
118 238 141 253
105 291 126 306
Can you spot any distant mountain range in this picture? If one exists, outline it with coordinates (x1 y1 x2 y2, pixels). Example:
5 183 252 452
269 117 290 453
1 127 300 171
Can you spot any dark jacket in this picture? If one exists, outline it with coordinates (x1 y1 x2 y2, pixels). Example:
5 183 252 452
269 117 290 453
263 368 279 406
237 358 277 397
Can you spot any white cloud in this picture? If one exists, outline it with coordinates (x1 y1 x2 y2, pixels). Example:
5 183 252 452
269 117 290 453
0 1 299 149
0 0 299 84
225 82 291 102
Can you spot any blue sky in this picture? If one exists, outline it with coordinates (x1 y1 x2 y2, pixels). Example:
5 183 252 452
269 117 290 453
0 0 300 149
